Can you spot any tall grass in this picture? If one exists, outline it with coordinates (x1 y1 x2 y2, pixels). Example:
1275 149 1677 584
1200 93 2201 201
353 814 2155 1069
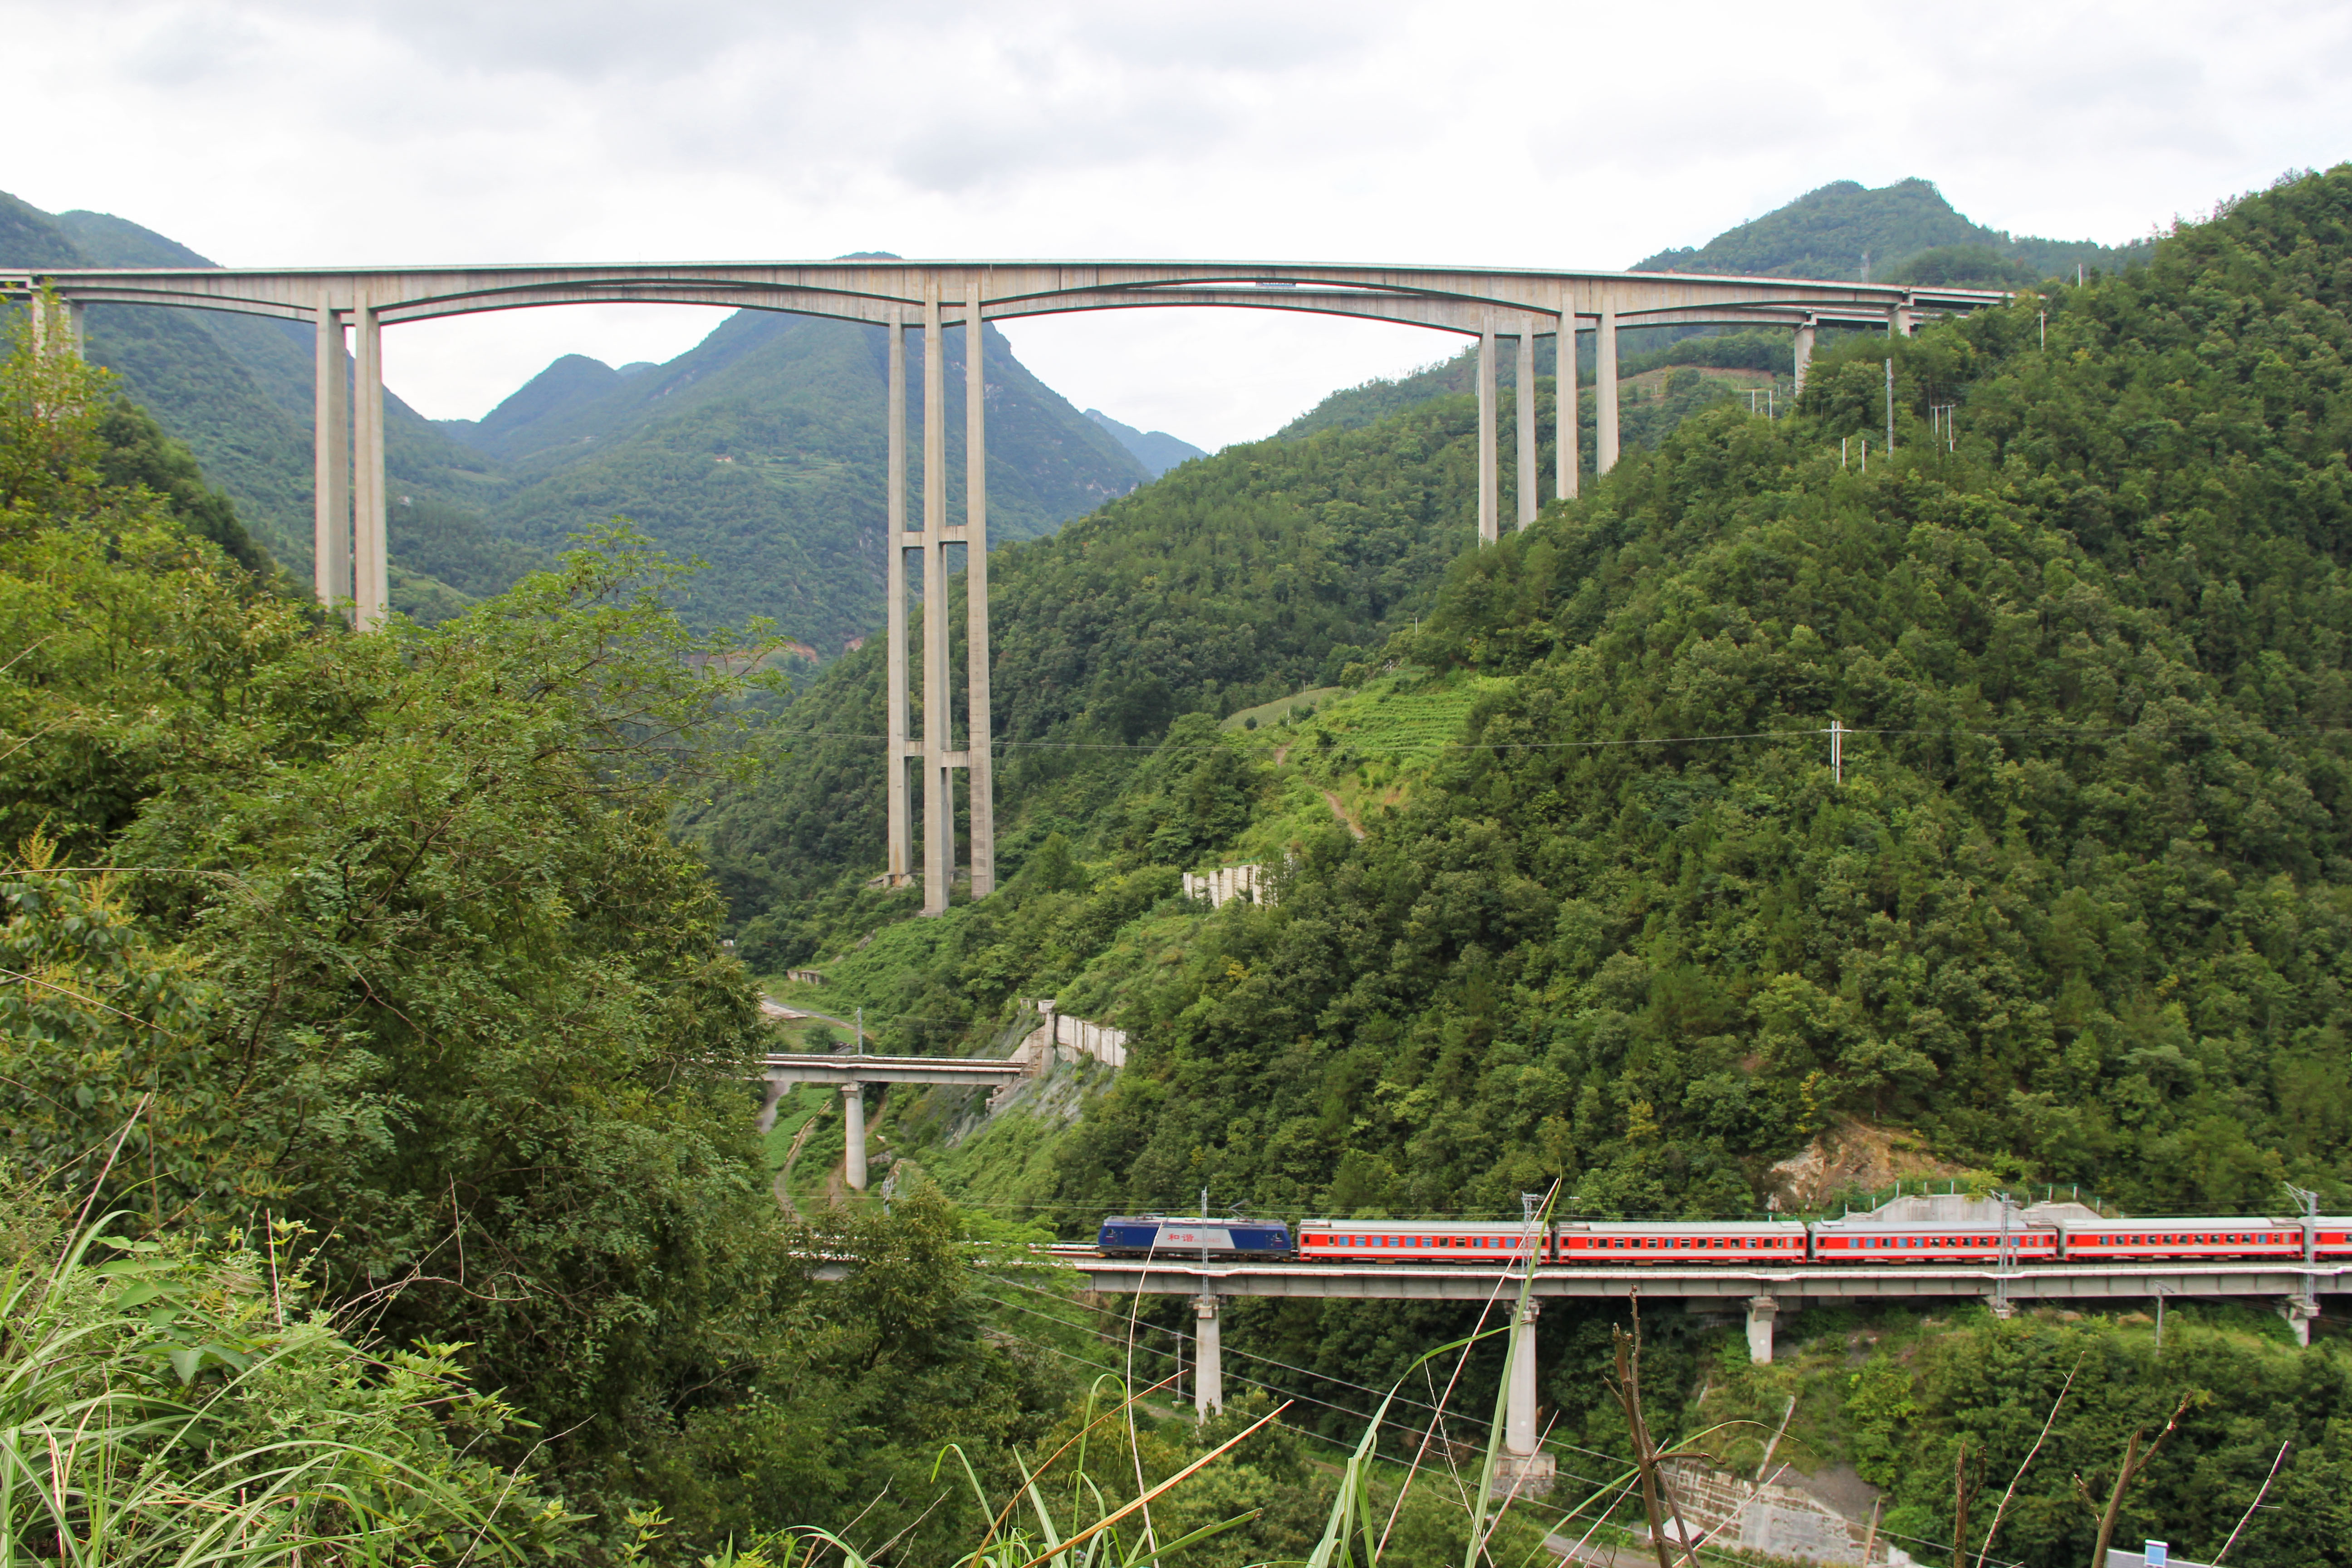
0 1200 574 1566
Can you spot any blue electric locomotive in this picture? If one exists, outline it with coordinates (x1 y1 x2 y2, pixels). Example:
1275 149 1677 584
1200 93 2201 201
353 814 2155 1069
1098 1215 1295 1259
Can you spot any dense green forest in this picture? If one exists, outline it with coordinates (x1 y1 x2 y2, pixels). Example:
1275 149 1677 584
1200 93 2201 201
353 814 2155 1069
789 166 2352 1221
704 169 2352 1563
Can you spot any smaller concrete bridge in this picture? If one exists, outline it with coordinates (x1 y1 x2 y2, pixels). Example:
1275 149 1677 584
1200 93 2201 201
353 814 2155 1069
759 1050 1031 1189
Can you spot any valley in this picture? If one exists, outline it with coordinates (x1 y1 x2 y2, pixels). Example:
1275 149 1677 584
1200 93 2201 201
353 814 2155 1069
8 168 2351 1568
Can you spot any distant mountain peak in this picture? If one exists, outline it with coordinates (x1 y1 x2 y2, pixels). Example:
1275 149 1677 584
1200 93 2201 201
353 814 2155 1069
1632 176 2149 285
1085 409 1206 477
448 353 622 452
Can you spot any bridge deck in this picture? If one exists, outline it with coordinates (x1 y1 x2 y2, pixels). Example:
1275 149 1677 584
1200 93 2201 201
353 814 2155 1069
761 1053 1028 1086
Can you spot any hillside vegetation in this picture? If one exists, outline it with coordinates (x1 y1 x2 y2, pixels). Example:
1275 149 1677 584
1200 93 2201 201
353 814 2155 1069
696 168 2352 1567
696 385 1530 963
766 167 2352 1230
15 164 2352 1565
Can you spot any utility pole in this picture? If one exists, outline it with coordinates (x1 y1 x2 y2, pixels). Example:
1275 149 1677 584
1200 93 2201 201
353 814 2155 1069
1884 358 1895 454
1828 718 1844 785
1994 1195 2016 1318
2286 1181 2320 1262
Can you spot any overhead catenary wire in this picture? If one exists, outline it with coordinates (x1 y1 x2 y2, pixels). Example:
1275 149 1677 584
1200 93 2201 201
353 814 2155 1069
982 1273 1632 1469
980 1318 1999 1568
769 716 2352 758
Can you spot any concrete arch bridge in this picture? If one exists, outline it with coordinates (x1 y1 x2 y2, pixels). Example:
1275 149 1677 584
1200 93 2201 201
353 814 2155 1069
5 258 2005 911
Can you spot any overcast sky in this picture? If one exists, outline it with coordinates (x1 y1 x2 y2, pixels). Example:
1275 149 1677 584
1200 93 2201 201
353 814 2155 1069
8 0 2348 449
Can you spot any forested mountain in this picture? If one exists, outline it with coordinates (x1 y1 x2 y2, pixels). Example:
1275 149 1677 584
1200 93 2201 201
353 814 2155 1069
1634 175 2154 284
750 165 2352 1226
0 195 1149 642
469 309 1150 646
1086 407 1207 474
685 168 2352 1563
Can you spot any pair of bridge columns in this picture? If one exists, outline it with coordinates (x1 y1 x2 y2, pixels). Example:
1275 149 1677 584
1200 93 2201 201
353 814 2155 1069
882 280 995 915
1470 309 1588 545
310 289 389 630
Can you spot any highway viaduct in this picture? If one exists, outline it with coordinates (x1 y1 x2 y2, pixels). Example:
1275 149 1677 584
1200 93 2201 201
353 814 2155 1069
5 259 2006 916
758 1049 1029 1192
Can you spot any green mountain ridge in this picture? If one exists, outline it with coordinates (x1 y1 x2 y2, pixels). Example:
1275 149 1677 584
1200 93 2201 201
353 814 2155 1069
1084 407 1207 475
1635 175 2154 284
692 381 1521 957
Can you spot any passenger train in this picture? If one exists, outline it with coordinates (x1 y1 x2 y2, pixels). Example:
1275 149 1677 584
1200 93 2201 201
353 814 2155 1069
1096 1212 2352 1265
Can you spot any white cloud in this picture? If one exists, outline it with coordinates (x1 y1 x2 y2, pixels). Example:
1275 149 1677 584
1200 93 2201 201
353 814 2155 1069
6 0 2349 443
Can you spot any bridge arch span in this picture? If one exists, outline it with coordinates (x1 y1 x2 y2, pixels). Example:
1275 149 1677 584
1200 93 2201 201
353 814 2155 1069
6 258 2004 912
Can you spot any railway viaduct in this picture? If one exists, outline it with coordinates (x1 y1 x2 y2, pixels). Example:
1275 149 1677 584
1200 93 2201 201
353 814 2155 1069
5 258 2004 916
1053 1245 2344 1494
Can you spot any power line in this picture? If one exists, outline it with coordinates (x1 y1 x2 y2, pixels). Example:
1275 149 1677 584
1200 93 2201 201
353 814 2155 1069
767 717 2352 759
984 1273 1666 1473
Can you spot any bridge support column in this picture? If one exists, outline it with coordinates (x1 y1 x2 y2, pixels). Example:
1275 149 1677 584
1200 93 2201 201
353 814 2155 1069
351 290 388 631
1793 317 1816 397
1596 304 1620 475
921 282 953 915
755 1077 785 1135
1556 314 1578 501
2279 1291 2318 1348
1745 1295 1778 1364
313 293 352 613
1515 326 1537 527
1494 1300 1554 1496
30 295 85 360
1194 1291 1223 1416
841 1083 867 1191
886 308 913 887
1477 313 1498 544
964 277 995 899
